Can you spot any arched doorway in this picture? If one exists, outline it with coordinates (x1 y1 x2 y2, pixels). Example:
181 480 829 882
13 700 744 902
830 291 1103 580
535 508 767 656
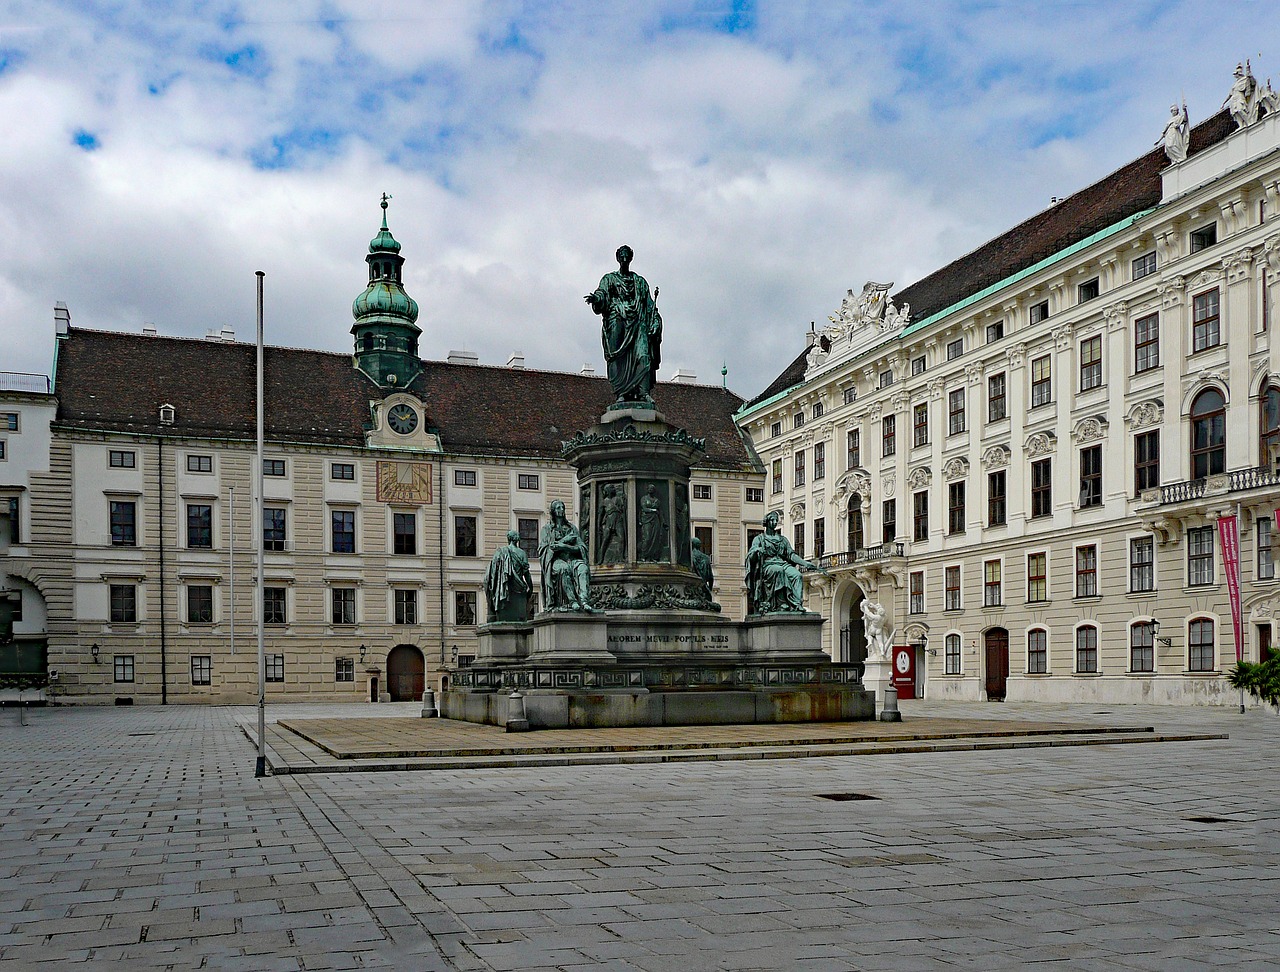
984 628 1009 701
386 644 425 701
838 584 867 664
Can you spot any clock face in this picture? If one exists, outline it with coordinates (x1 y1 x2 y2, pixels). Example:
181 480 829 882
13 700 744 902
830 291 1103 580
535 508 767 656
387 403 418 435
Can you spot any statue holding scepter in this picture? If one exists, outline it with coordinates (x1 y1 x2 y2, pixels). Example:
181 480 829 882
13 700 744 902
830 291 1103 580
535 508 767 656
585 245 663 405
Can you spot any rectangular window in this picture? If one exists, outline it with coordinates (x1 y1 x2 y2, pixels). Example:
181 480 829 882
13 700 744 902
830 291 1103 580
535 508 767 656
518 473 540 490
986 320 1004 344
454 514 478 557
394 588 418 625
1134 313 1159 372
1130 622 1154 673
694 525 714 557
847 428 861 467
793 411 805 429
191 655 211 686
909 571 925 614
812 402 824 419
813 517 826 559
1189 619 1216 671
793 450 805 487
882 416 896 457
987 372 1006 422
1079 335 1102 390
263 507 286 551
187 454 212 473
882 499 896 544
518 517 540 558
1029 300 1049 325
1079 446 1102 508
913 490 929 542
948 388 965 435
109 584 137 624
454 469 477 486
1134 431 1160 495
393 512 416 555
266 654 284 683
879 370 894 389
1077 278 1099 303
1031 355 1052 407
692 483 712 500
746 486 764 504
944 634 962 675
1027 552 1047 603
455 590 477 626
335 657 355 682
988 470 1007 527
186 585 213 624
331 462 355 481
1130 536 1155 592
331 587 356 625
843 386 857 405
263 587 286 625
1031 458 1052 518
263 458 286 477
5 496 15 545
913 403 928 447
1076 627 1098 673
1 412 16 432
984 560 1001 606
1190 224 1217 253
793 523 805 558
1028 629 1047 674
186 503 212 549
1188 526 1215 586
1132 251 1157 280
946 338 963 361
813 442 825 481
110 500 137 546
944 565 961 610
331 509 356 553
947 481 965 535
770 422 782 438
1075 545 1098 597
1259 516 1275 581
109 449 135 468
911 355 927 376
771 459 783 494
1192 289 1221 352
113 655 135 683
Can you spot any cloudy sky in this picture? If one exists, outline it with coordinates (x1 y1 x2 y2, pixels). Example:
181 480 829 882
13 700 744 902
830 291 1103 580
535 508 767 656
1 1 1277 399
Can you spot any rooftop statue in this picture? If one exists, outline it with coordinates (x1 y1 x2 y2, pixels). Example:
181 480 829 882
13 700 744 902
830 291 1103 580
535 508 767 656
538 500 598 612
744 510 825 614
586 245 663 405
1158 102 1189 164
485 530 533 622
1224 60 1260 129
1260 78 1280 121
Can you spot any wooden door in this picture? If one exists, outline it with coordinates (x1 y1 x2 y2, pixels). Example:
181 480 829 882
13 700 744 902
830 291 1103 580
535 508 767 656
984 628 1009 701
387 645 425 701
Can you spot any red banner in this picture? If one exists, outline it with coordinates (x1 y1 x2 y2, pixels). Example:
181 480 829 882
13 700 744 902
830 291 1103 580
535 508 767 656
1217 515 1243 663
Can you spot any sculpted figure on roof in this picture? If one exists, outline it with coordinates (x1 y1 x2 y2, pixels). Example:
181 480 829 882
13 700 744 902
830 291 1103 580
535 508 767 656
1158 102 1189 164
830 281 894 329
1224 60 1260 128
586 245 663 405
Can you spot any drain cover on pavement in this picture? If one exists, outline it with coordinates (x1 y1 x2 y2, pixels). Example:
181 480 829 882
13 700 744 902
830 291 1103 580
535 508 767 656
815 792 879 801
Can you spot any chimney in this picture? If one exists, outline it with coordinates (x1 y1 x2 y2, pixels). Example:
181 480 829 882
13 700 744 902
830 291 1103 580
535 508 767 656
205 329 222 341
54 302 71 336
142 323 158 336
220 327 235 342
580 364 596 376
447 350 479 366
672 369 697 384
506 352 525 369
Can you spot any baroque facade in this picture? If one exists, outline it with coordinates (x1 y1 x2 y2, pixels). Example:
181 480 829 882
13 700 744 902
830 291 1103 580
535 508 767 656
738 85 1280 706
1 212 764 704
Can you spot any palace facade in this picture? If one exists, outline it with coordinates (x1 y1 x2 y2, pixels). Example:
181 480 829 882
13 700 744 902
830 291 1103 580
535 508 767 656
738 97 1280 706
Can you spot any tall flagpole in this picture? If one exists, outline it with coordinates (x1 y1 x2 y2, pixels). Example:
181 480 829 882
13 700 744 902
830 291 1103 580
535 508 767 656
255 271 267 778
229 486 235 655
1239 501 1246 715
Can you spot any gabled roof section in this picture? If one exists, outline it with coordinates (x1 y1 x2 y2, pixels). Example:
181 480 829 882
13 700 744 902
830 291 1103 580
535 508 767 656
53 328 757 470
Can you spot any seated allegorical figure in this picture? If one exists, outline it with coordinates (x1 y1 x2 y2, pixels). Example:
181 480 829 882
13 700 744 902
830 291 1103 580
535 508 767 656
538 500 598 612
744 510 821 615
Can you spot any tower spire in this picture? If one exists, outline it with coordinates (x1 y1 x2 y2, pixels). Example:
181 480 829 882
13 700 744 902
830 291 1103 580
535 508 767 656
352 195 422 388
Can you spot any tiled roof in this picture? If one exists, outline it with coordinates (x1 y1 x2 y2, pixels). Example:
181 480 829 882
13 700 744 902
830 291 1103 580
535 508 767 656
744 110 1236 410
53 328 758 470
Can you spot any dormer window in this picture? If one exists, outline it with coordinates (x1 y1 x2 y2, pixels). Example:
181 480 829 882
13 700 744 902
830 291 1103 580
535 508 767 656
159 404 175 425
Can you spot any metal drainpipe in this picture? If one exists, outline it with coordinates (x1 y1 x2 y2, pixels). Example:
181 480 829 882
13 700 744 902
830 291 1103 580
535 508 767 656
157 434 168 704
438 458 446 681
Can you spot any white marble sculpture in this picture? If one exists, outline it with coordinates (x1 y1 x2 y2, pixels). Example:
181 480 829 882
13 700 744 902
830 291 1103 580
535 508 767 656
1224 61 1260 129
1260 78 1280 120
830 281 894 329
1158 102 1189 164
861 599 894 660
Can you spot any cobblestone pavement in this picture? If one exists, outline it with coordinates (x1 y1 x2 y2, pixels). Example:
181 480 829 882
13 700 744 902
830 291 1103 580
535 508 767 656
1 700 1276 970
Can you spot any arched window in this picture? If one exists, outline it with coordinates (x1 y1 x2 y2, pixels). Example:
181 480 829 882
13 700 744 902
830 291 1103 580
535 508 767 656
1028 628 1047 673
1189 617 1216 672
362 333 374 353
1130 621 1154 673
847 494 864 553
1190 389 1225 480
1075 624 1098 673
944 633 961 674
1261 384 1280 468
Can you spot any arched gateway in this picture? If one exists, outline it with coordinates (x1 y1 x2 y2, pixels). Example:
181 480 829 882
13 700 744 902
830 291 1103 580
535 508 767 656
386 644 425 701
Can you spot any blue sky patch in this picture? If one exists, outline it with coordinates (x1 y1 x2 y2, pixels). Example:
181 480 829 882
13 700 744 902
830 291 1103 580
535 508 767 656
73 129 100 151
249 128 342 170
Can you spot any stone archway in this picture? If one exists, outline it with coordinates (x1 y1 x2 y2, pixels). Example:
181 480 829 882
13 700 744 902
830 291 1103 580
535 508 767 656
836 582 868 664
386 644 425 701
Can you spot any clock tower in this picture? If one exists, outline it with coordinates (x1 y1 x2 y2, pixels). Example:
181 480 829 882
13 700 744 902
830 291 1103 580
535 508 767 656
351 194 423 389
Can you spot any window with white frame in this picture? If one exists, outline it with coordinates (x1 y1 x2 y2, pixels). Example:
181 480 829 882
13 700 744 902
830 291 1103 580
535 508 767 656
988 470 1006 527
1134 431 1159 495
1031 355 1052 407
944 633 961 674
186 585 213 624
1029 300 1049 325
986 320 1004 344
944 565 961 610
1130 536 1155 592
1031 458 1052 518
1077 278 1099 303
266 654 285 683
1188 618 1216 671
913 403 928 447
882 416 896 456
191 655 211 686
813 442 825 480
947 481 965 535
1028 628 1047 673
1134 313 1159 372
1130 621 1154 673
335 657 355 682
847 428 860 467
948 388 965 434
984 560 1001 606
1192 289 1221 352
1027 552 1047 602
911 355 927 376
394 588 418 625
793 449 805 487
692 483 712 500
909 571 924 614
913 490 928 542
794 411 804 429
1132 250 1157 280
946 338 963 361
1079 336 1102 390
1258 516 1275 580
1079 446 1102 508
114 655 135 683
987 372 1006 422
843 386 857 405
331 587 356 625
1075 545 1098 597
1188 526 1215 586
1076 625 1098 673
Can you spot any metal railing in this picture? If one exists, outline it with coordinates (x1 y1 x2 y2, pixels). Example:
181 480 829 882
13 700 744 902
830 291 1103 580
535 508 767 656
0 372 51 394
817 542 905 570
1160 465 1280 505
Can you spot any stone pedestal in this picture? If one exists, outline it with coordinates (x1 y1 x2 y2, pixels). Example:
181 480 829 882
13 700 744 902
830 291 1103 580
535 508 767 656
861 657 892 715
527 613 614 665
